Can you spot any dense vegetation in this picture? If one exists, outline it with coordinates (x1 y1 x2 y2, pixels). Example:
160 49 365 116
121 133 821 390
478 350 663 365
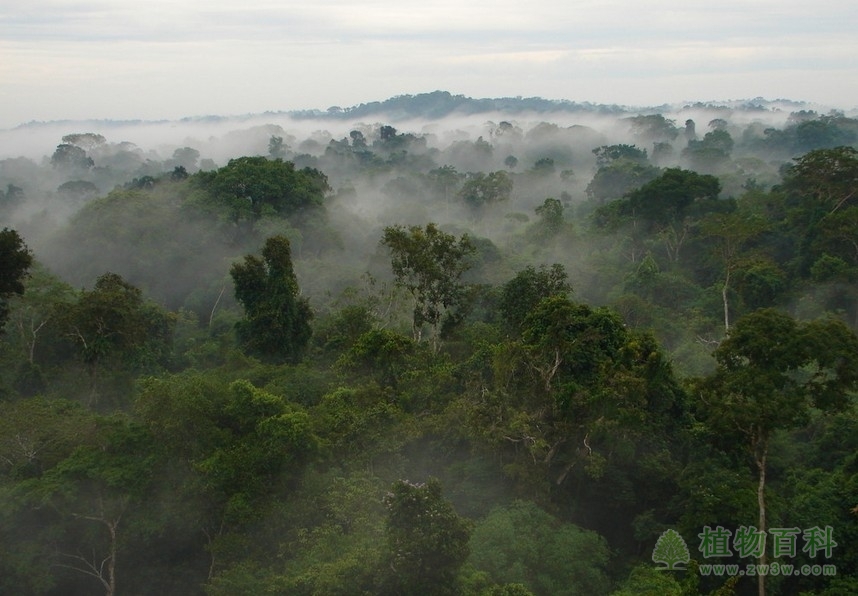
2 94 858 595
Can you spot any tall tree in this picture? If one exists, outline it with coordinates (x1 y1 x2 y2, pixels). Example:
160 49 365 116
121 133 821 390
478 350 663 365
782 146 858 216
381 223 475 352
230 235 312 363
22 415 156 596
0 228 33 334
50 143 94 171
695 309 858 596
457 171 513 212
192 156 329 228
59 272 174 403
699 212 767 331
499 264 571 334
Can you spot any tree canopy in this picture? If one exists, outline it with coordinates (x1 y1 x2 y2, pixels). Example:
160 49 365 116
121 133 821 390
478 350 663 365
230 235 313 363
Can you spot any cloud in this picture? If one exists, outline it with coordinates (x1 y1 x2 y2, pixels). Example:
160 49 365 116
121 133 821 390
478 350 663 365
1 0 857 127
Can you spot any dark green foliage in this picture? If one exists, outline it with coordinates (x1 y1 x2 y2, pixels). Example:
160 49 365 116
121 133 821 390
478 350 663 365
61 272 173 366
592 144 648 168
499 263 571 333
469 501 610 595
690 310 858 595
792 116 858 153
683 129 734 172
137 374 316 531
57 272 175 403
0 183 25 215
0 228 32 332
50 143 94 170
231 235 313 363
381 478 472 595
193 156 329 224
586 158 660 203
626 113 680 142
530 198 566 240
625 168 722 226
782 146 858 217
458 171 513 210
57 180 100 202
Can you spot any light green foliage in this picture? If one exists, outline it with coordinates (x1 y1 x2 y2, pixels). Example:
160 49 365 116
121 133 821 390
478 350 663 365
197 380 314 524
381 223 475 351
271 470 387 595
336 327 416 389
137 374 315 526
469 500 610 596
312 385 415 465
610 565 684 596
0 397 92 479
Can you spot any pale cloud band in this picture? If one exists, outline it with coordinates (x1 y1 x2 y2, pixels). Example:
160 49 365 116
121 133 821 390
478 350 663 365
1 0 857 126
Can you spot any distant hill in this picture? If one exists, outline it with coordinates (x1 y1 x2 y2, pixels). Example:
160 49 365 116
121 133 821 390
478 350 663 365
288 90 816 121
8 91 831 132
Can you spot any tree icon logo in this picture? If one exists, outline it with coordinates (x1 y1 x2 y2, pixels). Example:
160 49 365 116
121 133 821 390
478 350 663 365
652 529 691 570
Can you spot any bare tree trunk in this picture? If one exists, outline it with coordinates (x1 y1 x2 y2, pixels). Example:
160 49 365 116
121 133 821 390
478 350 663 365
722 267 732 333
756 438 768 596
105 517 118 596
208 286 225 329
58 496 125 596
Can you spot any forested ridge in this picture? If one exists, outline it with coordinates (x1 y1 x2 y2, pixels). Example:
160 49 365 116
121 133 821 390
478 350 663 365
2 94 858 595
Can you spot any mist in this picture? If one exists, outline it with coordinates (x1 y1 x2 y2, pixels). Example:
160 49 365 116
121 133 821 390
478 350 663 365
0 95 848 310
2 92 858 596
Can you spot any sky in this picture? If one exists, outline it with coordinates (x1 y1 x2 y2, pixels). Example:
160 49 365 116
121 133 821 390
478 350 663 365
2 0 858 129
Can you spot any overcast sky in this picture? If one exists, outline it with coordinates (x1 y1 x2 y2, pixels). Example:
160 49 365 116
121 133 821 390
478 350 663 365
2 0 857 128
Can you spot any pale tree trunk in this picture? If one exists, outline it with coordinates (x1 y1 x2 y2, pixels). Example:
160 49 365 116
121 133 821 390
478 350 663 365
722 267 732 333
15 313 49 364
755 435 769 596
57 495 126 596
